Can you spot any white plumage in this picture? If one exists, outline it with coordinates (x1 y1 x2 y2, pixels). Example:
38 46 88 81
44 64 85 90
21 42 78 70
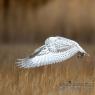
16 36 88 68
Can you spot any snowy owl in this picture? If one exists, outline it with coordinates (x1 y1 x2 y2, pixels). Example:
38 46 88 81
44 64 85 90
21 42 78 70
16 36 89 68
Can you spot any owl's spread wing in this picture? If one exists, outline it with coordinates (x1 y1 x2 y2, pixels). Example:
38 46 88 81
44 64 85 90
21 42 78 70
29 45 45 58
16 45 79 68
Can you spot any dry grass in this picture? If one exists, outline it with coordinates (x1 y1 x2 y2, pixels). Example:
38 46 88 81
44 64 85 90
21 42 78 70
0 44 95 95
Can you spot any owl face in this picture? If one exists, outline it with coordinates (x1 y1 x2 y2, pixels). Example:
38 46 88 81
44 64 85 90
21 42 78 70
77 52 86 58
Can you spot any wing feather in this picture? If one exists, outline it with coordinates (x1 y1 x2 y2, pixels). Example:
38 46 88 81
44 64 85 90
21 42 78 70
16 46 79 68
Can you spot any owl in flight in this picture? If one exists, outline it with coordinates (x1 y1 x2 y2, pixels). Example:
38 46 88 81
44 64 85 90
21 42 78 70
16 36 89 68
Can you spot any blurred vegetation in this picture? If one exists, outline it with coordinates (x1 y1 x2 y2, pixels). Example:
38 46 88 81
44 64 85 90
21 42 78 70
0 0 95 44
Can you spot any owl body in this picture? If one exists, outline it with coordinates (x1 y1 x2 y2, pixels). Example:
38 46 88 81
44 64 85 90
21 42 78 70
16 36 88 68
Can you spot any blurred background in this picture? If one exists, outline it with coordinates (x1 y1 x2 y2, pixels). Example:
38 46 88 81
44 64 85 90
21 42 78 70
0 0 95 44
0 0 95 95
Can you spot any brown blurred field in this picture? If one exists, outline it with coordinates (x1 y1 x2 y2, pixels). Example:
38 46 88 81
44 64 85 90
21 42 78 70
0 0 95 43
0 0 95 95
0 44 95 95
